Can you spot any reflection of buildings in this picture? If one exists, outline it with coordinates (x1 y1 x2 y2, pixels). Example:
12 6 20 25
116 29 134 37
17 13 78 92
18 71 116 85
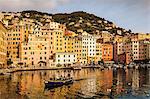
81 78 97 95
147 68 150 85
4 69 150 98
99 69 113 93
132 69 140 90
115 69 126 94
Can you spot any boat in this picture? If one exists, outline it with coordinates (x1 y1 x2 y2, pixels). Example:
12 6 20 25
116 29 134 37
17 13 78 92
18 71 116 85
71 66 82 70
71 64 82 70
45 77 74 88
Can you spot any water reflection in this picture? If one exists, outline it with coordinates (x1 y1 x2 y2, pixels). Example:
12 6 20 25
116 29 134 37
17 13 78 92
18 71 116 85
0 68 150 98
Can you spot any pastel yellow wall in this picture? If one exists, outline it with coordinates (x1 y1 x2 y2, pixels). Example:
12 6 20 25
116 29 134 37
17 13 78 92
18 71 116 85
0 22 7 68
53 30 64 53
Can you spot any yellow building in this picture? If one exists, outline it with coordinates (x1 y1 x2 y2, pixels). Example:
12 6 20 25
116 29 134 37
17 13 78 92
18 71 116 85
74 36 82 63
53 29 65 53
138 33 150 40
0 21 7 68
64 31 77 53
7 19 34 64
95 42 102 64
131 33 150 41
114 35 123 43
100 31 113 43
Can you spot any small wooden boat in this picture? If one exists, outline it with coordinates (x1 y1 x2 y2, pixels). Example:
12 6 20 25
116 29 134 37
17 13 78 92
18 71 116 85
71 66 82 70
45 78 74 88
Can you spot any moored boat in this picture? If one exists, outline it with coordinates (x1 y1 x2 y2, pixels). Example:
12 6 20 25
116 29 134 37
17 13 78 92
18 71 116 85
71 66 82 70
45 78 74 88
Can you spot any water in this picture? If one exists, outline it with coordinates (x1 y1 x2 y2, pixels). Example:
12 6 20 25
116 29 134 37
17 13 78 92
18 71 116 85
0 68 150 99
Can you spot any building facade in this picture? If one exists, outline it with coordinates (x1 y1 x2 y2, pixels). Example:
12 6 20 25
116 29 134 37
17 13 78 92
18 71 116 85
82 32 96 64
55 52 77 66
0 22 7 68
102 43 113 63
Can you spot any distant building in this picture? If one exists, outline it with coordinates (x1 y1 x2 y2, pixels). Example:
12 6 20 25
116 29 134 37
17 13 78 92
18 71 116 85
139 39 150 61
124 41 133 64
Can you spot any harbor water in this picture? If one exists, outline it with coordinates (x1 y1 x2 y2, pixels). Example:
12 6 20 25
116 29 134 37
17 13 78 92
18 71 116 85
0 68 150 99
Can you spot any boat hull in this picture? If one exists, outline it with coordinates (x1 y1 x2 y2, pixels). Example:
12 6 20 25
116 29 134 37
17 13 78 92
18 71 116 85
45 79 73 88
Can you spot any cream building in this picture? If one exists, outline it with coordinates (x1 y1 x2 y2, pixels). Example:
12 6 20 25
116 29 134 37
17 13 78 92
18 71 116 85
55 52 77 66
131 39 139 61
21 25 50 67
82 32 96 64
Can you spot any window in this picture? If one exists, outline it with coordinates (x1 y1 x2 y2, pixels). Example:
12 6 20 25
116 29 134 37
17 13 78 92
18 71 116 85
40 57 42 60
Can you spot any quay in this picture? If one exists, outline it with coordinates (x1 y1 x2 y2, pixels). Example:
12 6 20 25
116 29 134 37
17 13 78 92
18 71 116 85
0 65 104 75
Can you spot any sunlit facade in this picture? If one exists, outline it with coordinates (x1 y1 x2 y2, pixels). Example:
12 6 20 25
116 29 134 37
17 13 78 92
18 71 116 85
21 25 50 67
0 21 7 68
102 43 113 62
55 52 77 66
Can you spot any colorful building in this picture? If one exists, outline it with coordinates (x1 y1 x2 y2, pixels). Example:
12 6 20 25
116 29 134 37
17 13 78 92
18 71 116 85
64 31 76 53
54 52 77 66
139 39 150 61
0 22 7 68
74 36 82 64
7 19 34 64
21 25 50 67
53 29 65 53
82 32 96 64
102 43 113 63
95 40 102 64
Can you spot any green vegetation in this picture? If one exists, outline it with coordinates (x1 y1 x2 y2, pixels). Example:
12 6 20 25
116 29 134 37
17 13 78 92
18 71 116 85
19 10 131 35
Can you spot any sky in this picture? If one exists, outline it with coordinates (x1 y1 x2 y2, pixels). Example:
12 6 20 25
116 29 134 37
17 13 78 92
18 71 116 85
0 0 150 33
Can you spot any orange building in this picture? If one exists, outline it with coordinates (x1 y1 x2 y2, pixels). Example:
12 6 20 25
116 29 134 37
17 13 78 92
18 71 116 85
102 43 113 62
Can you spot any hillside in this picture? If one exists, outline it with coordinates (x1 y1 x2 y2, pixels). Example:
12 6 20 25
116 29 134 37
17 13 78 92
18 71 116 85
2 10 132 35
52 11 132 35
